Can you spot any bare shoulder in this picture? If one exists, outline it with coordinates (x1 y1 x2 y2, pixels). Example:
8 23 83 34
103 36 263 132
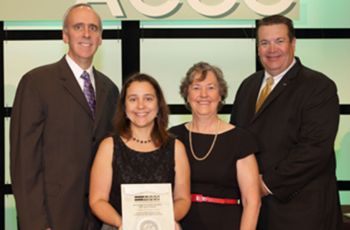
97 136 114 154
174 139 187 158
174 139 185 150
101 136 114 146
173 139 189 166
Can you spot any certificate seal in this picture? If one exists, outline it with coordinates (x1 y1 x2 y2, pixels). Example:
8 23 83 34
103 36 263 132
138 219 159 230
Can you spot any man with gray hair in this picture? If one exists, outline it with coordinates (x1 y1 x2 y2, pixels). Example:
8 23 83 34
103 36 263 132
10 4 119 230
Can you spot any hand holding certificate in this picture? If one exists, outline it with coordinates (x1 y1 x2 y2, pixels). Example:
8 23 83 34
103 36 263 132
121 183 175 230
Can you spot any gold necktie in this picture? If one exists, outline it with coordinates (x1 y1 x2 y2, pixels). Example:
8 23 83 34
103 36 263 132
255 77 274 112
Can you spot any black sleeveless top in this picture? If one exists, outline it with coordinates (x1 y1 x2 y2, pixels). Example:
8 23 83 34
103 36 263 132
169 124 259 230
109 135 175 214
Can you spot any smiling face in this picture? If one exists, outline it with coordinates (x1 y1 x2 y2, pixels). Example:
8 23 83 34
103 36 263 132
125 81 159 130
187 71 221 118
258 23 296 76
63 6 102 69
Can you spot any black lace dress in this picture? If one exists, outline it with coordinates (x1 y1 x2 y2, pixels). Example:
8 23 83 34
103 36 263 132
169 124 258 230
108 135 175 215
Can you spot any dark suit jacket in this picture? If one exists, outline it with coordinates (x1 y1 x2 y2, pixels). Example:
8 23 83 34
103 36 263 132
230 58 343 230
10 57 119 230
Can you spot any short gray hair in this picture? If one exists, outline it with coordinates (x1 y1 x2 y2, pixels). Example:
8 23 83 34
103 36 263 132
180 62 228 111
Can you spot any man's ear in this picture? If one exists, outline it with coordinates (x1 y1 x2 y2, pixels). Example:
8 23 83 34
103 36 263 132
292 37 296 49
62 31 68 44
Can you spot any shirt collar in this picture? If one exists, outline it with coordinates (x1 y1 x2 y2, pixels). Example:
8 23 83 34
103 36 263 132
263 58 296 85
264 58 296 80
65 54 93 78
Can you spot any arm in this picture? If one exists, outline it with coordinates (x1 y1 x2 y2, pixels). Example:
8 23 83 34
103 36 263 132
89 137 122 228
237 154 261 230
173 139 191 221
10 75 49 230
264 79 339 201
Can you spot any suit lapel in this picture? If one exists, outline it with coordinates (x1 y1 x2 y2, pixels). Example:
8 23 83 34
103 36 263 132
248 73 264 122
93 69 109 131
57 58 94 120
251 58 302 122
253 78 287 119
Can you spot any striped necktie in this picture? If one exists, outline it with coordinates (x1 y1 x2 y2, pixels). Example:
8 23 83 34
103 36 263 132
81 71 96 118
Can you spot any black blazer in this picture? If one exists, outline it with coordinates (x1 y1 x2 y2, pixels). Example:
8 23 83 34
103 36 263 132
10 57 119 230
230 58 343 230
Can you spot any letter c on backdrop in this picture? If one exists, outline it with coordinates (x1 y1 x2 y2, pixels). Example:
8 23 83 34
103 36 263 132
187 0 238 17
129 0 181 17
244 0 295 15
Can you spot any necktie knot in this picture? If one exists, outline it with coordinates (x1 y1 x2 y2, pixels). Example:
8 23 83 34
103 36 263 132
81 71 91 81
81 71 96 118
266 76 274 87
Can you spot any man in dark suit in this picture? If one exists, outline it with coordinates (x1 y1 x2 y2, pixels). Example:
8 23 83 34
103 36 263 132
10 4 119 230
230 15 343 230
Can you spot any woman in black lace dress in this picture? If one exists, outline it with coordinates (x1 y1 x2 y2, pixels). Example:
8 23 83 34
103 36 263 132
89 73 191 230
169 62 261 230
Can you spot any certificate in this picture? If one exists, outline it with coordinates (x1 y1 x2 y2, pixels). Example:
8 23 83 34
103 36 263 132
121 183 175 230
